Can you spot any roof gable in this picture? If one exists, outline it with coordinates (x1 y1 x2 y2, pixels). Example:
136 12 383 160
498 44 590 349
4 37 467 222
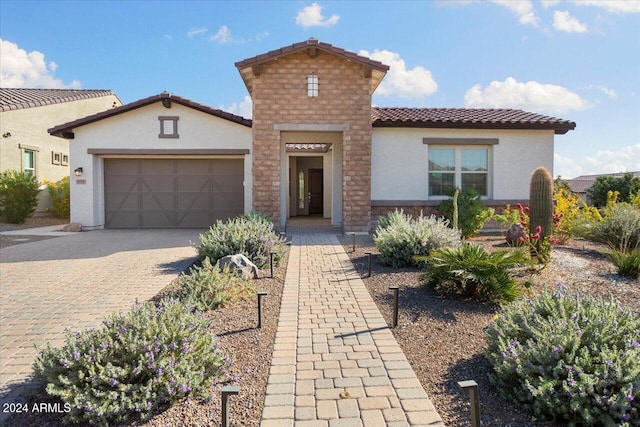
0 88 119 112
372 107 576 135
235 39 389 96
48 92 252 138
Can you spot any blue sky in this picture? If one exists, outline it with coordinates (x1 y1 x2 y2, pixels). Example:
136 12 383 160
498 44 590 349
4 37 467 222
1 0 638 179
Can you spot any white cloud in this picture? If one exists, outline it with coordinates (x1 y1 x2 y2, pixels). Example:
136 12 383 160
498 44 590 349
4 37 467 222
584 144 640 173
296 3 340 28
255 31 269 41
359 49 438 99
579 84 617 99
187 27 208 38
464 77 590 113
553 10 588 33
555 145 640 178
210 26 233 44
490 0 539 26
220 95 252 119
0 39 81 88
541 0 561 8
570 0 640 13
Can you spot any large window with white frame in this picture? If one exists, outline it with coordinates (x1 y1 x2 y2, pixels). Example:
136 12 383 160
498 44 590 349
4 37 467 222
428 147 490 197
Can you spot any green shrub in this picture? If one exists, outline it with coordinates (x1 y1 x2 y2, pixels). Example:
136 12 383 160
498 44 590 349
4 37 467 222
196 216 285 268
608 248 640 279
175 258 256 311
486 288 640 426
587 172 640 207
420 244 527 303
45 176 70 218
240 210 273 223
374 209 407 238
32 299 232 424
0 170 39 223
590 203 640 251
373 210 460 268
438 187 494 238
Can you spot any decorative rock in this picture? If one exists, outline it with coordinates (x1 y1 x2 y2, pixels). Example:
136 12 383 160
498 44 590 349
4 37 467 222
62 223 82 232
505 223 526 245
218 254 259 279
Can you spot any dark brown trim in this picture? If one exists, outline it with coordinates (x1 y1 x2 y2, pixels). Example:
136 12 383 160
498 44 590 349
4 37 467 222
158 116 179 138
48 92 252 138
423 137 499 145
87 149 250 155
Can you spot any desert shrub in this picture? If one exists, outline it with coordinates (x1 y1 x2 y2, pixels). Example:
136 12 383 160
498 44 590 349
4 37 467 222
32 299 232 425
438 187 494 238
44 176 70 218
374 210 460 268
0 170 39 223
175 258 256 311
240 210 273 223
374 209 408 237
420 243 527 303
608 248 640 279
553 182 601 243
589 202 640 250
486 288 640 426
196 216 285 268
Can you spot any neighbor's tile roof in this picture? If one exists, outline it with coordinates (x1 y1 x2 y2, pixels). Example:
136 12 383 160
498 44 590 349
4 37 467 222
0 88 119 112
49 92 252 138
371 107 576 134
567 171 640 193
235 38 389 72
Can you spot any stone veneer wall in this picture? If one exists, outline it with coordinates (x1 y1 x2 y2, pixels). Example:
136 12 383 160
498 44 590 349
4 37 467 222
250 50 374 232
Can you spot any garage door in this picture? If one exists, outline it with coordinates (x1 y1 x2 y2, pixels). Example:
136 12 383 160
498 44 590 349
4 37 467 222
104 158 244 228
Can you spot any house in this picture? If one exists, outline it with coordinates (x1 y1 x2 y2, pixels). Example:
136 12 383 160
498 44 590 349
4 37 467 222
48 39 575 231
0 88 122 212
566 172 640 204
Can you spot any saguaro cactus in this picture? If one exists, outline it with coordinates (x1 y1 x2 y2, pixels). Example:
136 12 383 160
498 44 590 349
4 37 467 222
529 166 554 240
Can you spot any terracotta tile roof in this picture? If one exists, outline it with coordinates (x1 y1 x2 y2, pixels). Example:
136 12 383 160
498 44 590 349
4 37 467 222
372 107 576 134
235 38 389 72
49 92 252 138
0 88 120 112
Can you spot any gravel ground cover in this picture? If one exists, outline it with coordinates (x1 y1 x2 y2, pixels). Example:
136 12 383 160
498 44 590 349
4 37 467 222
5 250 287 427
339 233 639 427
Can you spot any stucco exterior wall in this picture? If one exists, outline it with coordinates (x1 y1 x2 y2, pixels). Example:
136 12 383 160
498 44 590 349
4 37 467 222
0 95 120 212
68 102 252 228
249 50 374 231
371 127 555 202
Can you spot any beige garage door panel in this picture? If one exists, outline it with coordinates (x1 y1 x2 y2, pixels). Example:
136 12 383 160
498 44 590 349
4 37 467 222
104 158 244 229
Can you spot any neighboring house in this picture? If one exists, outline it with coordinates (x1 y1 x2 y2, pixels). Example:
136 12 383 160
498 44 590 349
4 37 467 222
49 39 575 231
0 88 122 212
566 172 640 204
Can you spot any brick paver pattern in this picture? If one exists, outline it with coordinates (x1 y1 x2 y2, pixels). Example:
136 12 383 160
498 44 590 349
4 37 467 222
0 230 201 397
262 231 444 427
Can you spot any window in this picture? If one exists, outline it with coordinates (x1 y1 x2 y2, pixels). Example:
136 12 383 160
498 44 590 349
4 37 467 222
158 116 179 138
428 147 489 197
52 151 61 165
23 149 35 177
307 74 318 97
298 170 305 208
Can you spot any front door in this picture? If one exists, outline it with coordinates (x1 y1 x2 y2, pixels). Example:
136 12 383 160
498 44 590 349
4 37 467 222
308 169 323 215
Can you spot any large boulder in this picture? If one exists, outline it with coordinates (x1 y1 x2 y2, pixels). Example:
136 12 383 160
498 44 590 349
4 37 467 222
217 254 259 279
62 223 82 232
505 223 527 245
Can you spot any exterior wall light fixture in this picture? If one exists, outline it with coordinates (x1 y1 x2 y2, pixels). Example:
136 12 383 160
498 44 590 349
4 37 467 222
74 167 83 177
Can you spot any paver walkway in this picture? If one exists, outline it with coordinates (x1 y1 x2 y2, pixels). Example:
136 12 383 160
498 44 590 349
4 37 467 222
0 229 201 409
262 230 444 426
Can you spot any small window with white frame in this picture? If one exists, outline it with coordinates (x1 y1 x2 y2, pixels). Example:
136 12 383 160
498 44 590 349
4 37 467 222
158 116 179 138
307 74 319 97
23 149 36 177
428 147 490 197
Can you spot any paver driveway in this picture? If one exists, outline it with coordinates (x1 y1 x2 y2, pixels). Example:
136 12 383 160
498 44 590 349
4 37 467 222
0 229 202 399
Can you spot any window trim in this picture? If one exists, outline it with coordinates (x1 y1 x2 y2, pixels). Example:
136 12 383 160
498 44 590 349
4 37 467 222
158 116 179 138
426 145 492 200
23 149 36 177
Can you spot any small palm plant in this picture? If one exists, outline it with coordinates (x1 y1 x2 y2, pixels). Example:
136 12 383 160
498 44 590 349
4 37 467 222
419 243 528 303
